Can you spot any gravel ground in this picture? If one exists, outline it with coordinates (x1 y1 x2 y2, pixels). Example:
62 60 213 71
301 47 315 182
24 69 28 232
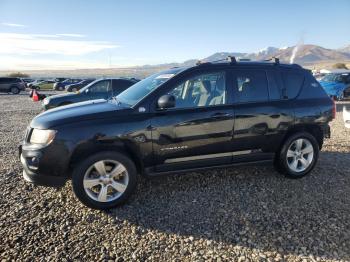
0 93 349 261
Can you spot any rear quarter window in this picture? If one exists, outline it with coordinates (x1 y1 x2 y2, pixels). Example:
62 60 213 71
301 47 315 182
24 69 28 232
281 70 304 99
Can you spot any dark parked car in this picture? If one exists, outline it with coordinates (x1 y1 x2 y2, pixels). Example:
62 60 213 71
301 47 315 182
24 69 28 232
43 78 137 110
53 79 82 91
20 58 334 209
0 77 26 94
65 79 96 92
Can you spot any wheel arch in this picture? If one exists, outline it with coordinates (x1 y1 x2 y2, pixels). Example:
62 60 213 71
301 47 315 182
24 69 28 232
68 140 144 177
282 124 324 150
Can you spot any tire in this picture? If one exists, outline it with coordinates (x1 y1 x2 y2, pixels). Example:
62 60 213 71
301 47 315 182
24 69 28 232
275 132 319 178
72 151 138 209
72 87 77 92
10 86 20 94
59 86 64 91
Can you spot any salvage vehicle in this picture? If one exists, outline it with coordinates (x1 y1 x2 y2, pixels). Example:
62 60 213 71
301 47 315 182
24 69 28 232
42 78 138 110
65 79 95 92
0 77 26 94
20 58 334 209
319 72 350 100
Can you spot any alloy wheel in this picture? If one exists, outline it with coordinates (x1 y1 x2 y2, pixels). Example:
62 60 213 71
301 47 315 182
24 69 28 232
286 138 314 172
83 160 129 202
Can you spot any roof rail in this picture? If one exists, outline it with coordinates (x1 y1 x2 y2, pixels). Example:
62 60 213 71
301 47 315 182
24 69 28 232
264 56 280 65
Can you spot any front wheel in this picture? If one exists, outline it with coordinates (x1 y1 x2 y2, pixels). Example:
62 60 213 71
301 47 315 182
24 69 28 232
72 151 138 209
275 132 319 178
10 86 20 94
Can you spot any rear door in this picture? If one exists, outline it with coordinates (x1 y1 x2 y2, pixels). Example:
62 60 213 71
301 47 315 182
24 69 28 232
230 68 294 162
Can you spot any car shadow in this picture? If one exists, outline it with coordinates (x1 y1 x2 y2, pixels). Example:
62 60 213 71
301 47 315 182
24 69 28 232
103 151 349 260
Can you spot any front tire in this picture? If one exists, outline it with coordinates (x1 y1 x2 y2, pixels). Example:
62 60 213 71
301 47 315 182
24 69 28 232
275 132 319 178
10 86 20 94
72 151 138 209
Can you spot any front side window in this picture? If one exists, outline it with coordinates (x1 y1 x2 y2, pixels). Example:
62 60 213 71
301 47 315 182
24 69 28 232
167 71 226 109
233 70 268 103
89 80 111 93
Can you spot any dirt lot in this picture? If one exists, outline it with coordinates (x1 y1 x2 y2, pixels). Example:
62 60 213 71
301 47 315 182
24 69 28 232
0 93 349 261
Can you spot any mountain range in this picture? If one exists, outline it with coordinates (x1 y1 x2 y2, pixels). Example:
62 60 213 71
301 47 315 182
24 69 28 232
1 44 349 78
191 44 350 65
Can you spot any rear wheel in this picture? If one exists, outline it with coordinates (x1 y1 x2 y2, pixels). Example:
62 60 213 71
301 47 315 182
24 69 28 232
10 86 20 94
275 132 319 178
72 87 78 92
72 151 138 209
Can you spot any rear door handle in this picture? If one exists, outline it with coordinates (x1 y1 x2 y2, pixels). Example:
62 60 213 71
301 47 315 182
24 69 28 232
211 112 231 119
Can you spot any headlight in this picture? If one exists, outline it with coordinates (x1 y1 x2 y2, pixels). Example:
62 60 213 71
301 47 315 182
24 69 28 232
30 129 56 145
43 98 50 105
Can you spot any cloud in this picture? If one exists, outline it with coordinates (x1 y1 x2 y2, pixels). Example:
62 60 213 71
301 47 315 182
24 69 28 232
1 22 27 27
0 56 112 70
56 33 86 38
0 33 118 55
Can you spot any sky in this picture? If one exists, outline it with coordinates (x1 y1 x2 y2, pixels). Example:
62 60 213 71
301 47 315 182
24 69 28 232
0 0 349 70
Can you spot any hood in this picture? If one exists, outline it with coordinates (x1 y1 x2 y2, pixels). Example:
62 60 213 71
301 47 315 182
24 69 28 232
46 92 78 100
31 99 131 129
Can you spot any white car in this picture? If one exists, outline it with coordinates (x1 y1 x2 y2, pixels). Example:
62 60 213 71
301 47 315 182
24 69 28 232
343 106 350 128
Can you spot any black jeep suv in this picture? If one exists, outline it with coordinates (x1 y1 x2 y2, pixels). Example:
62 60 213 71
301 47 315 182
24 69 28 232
20 58 334 209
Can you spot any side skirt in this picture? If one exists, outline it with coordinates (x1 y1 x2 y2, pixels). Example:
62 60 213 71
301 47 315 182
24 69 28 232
145 159 273 177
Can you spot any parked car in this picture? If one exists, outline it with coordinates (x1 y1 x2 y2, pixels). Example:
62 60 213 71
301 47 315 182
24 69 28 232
20 59 334 209
53 79 82 91
65 79 96 92
43 78 137 110
0 77 26 94
30 80 56 90
319 72 350 100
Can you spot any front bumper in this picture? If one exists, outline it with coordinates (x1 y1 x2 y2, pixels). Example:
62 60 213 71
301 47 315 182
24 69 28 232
19 143 69 187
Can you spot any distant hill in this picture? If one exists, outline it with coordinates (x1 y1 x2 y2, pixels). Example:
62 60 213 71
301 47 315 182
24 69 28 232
201 45 350 65
1 44 349 78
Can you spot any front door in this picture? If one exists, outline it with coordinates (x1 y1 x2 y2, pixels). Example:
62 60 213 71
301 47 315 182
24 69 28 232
150 70 235 172
87 79 112 100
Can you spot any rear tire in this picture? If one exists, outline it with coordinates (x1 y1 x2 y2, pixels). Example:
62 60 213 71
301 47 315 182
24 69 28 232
275 132 319 178
72 151 138 209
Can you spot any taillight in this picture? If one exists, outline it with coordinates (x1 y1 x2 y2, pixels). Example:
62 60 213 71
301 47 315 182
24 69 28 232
332 98 336 119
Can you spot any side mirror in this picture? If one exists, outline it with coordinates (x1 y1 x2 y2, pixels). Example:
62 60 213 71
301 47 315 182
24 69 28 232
157 94 175 110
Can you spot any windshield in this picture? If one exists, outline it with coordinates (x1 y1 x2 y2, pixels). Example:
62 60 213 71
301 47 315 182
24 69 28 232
116 69 182 106
321 74 344 83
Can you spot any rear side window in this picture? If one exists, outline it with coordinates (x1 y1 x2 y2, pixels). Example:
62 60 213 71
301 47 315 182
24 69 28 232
281 71 304 99
233 70 268 103
266 70 281 100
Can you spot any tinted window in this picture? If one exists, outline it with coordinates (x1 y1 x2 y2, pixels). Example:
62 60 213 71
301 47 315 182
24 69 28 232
112 79 134 92
266 70 281 100
167 71 226 108
281 71 304 99
89 80 111 93
233 70 268 103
